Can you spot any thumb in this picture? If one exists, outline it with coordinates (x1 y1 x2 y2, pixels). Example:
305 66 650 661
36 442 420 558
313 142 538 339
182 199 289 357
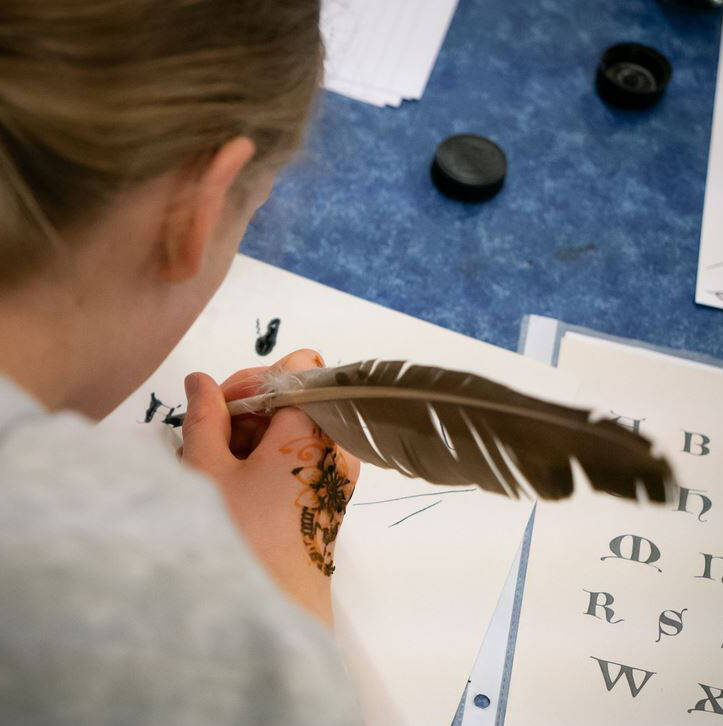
181 372 233 471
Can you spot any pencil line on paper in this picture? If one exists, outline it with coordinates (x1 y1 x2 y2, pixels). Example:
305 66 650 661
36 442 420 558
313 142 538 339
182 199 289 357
354 488 477 507
706 260 723 270
389 500 442 528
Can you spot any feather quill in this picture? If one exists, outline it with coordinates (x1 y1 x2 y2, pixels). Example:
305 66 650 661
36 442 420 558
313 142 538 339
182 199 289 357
224 359 675 502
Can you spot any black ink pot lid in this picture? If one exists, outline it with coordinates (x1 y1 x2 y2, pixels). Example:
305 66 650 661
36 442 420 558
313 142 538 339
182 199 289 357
431 134 507 202
596 43 672 110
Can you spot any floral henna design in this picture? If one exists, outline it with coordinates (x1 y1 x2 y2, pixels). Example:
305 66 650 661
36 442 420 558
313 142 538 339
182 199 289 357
280 427 355 576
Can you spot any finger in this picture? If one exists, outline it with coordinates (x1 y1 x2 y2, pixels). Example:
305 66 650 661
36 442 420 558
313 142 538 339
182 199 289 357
181 372 233 470
220 366 271 401
273 348 325 372
218 351 324 461
220 348 325 417
220 349 324 401
228 413 270 460
248 348 326 460
221 367 271 457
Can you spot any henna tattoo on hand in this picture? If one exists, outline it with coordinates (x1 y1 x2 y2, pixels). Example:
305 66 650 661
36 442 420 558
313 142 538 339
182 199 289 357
280 427 355 576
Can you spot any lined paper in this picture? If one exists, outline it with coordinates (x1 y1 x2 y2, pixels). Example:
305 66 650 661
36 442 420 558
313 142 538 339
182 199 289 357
321 0 459 107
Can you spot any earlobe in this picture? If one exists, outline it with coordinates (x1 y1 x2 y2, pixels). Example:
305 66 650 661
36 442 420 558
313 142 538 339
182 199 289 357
159 137 257 284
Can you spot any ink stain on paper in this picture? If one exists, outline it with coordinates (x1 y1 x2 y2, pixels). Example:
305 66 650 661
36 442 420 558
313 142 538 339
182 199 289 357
143 393 184 427
256 318 281 356
352 488 476 527
143 392 165 423
388 499 442 527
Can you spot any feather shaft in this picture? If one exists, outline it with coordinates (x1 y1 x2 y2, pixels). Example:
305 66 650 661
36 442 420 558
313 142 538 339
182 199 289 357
197 359 676 503
228 386 659 460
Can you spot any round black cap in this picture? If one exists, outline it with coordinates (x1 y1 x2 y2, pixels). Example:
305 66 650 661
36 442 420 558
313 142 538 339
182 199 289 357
596 43 672 110
431 134 507 202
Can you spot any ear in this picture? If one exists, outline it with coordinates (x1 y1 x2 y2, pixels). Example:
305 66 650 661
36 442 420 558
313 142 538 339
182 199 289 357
159 137 256 283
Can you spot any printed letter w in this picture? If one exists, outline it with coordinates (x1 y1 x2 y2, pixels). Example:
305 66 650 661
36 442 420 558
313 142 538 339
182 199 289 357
590 657 655 698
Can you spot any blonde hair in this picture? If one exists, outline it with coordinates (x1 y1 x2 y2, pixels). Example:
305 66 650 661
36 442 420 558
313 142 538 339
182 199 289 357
0 0 323 286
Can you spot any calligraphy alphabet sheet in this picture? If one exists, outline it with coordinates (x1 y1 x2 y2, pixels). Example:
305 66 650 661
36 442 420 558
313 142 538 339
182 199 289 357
505 333 723 725
101 254 579 726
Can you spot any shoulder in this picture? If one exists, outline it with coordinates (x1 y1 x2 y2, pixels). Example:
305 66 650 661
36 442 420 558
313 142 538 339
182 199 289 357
0 407 264 612
0 410 360 725
0 407 277 606
1 409 227 542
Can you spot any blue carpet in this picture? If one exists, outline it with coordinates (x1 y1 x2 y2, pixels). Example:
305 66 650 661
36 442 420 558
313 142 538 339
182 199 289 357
242 0 723 358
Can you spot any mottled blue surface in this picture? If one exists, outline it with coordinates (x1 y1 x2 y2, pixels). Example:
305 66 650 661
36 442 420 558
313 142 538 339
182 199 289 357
242 0 723 358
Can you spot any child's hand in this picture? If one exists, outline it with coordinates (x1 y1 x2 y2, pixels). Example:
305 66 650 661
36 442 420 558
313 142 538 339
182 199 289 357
180 349 360 626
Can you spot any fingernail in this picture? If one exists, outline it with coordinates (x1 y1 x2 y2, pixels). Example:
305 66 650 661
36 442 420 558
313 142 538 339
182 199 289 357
184 373 200 397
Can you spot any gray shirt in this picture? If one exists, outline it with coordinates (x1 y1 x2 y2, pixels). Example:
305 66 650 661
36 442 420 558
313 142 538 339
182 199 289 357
0 375 361 726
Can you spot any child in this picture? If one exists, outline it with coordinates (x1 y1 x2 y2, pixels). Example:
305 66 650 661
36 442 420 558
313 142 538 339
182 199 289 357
0 1 362 724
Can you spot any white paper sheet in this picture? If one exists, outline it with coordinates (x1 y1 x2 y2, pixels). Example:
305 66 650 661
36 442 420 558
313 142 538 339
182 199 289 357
696 24 723 309
101 254 579 726
321 0 458 107
505 333 723 725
